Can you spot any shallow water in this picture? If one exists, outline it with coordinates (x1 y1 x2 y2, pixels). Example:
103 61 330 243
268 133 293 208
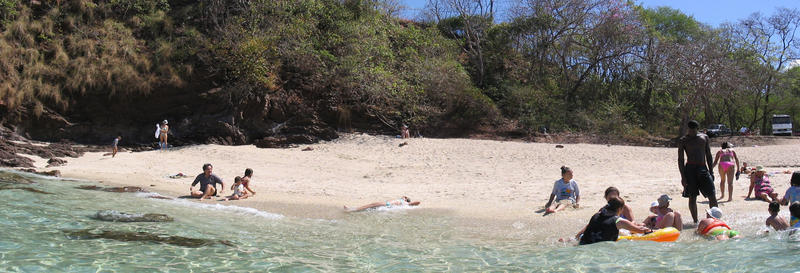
1 170 799 272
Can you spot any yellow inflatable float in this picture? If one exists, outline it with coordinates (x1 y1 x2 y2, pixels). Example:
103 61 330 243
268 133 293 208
617 227 680 242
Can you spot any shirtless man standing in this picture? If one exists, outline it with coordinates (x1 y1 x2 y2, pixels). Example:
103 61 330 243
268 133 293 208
678 120 718 223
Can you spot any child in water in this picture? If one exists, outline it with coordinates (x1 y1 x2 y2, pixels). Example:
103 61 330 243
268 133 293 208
765 201 789 231
223 176 249 201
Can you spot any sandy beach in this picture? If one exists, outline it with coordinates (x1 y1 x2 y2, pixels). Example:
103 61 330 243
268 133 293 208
23 134 800 241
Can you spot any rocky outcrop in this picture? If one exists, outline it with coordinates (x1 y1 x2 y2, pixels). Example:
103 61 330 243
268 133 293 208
92 210 174 222
1 82 341 150
46 158 67 167
20 168 61 177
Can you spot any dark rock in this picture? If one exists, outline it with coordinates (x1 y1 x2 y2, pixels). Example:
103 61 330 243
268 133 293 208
0 172 34 184
92 210 174 222
47 158 67 167
0 185 52 194
77 185 147 193
254 137 287 148
399 142 408 147
555 145 564 148
286 134 315 144
301 147 314 151
20 169 61 177
63 229 231 248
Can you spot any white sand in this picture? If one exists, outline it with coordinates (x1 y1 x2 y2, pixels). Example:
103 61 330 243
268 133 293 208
47 134 800 240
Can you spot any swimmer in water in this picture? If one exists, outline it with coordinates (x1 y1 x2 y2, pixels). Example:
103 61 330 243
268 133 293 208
696 207 741 240
344 196 420 212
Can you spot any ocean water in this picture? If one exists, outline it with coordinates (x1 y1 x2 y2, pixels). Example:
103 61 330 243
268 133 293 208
1 170 800 272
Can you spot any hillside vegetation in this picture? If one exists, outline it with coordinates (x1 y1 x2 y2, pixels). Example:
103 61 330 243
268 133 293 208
0 0 799 144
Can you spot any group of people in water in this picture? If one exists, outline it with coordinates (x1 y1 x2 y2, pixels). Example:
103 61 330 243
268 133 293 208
567 120 800 245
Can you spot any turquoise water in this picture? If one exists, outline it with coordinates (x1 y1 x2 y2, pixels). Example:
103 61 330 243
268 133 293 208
1 170 800 272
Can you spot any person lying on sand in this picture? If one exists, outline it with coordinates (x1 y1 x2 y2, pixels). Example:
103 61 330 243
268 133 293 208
190 163 225 201
747 166 778 202
344 196 420 212
765 201 789 231
544 166 580 215
643 195 683 231
696 207 741 240
223 176 249 201
579 196 651 245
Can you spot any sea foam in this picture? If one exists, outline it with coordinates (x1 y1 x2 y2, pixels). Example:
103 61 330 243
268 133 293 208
135 192 284 220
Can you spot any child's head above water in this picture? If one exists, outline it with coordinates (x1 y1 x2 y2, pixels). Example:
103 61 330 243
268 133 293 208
769 201 780 216
791 202 800 219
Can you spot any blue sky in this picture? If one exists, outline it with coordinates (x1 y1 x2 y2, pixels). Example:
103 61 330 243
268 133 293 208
400 0 800 27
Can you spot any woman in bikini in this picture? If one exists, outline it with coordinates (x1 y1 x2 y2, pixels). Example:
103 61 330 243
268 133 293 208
344 196 420 212
712 142 739 202
159 120 169 151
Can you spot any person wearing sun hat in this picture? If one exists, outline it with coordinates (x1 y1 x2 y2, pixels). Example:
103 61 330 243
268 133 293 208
747 165 778 202
696 207 741 240
643 194 684 231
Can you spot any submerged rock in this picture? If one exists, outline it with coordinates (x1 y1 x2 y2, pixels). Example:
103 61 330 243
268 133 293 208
93 210 174 222
0 172 34 184
63 229 233 248
77 185 147 193
0 185 52 194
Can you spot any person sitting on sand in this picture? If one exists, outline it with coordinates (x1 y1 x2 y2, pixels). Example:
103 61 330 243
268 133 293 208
712 142 739 202
579 196 651 245
344 196 420 212
401 124 410 139
696 207 741 240
780 172 800 207
544 166 580 214
643 194 684 231
223 176 249 201
111 135 122 158
190 163 225 201
241 168 256 196
747 166 778 202
765 201 789 231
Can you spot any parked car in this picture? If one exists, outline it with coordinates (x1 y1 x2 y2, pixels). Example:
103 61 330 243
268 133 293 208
706 124 731 137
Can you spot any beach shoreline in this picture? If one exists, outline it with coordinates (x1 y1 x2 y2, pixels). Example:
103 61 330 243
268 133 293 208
21 133 800 241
